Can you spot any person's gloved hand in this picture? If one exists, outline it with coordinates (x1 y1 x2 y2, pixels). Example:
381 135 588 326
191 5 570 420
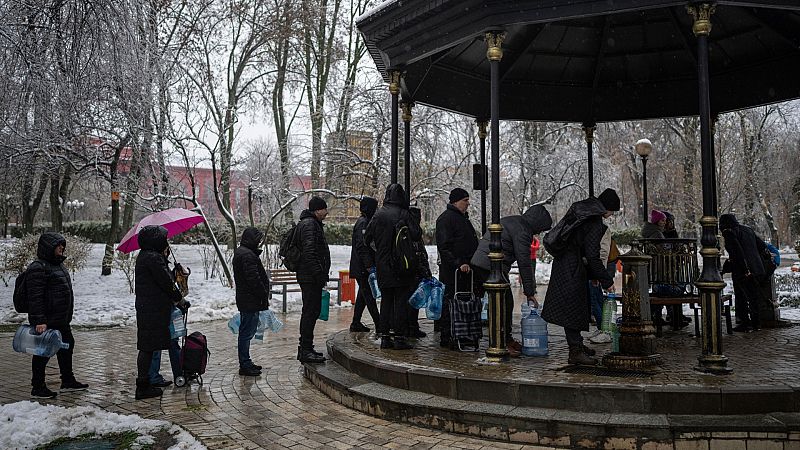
176 299 191 314
369 266 377 274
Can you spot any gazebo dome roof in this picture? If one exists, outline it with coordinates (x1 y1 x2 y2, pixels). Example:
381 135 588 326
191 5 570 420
357 0 800 122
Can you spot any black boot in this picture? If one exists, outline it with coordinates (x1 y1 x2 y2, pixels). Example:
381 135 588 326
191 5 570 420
380 335 394 349
135 378 163 400
297 346 326 363
568 346 598 366
392 336 414 350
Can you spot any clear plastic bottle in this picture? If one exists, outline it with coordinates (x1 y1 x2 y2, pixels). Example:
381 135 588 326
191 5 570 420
171 307 187 339
612 316 622 353
368 272 381 300
521 307 548 356
600 293 618 332
480 293 488 322
319 289 330 321
12 325 70 357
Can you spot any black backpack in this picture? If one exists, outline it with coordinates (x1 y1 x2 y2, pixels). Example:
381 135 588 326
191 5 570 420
392 220 419 275
543 210 580 256
278 224 301 271
13 260 45 313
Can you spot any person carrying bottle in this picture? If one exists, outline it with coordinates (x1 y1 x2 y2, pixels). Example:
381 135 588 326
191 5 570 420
233 227 271 376
471 204 553 357
365 184 422 350
407 206 433 339
148 254 188 387
434 188 478 349
26 232 89 398
134 225 185 400
349 197 380 333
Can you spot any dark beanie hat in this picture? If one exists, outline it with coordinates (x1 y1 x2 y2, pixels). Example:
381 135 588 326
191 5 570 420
308 196 328 211
449 188 469 203
597 188 620 211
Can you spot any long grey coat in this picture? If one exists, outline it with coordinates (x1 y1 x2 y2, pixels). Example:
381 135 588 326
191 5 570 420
541 199 614 331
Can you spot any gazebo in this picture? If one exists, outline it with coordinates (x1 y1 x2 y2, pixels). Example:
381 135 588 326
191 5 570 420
357 0 800 374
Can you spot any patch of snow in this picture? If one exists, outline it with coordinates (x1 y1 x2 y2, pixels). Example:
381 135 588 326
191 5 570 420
0 401 205 450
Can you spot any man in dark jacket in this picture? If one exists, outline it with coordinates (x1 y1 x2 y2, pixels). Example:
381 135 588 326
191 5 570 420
471 205 553 356
26 232 88 398
135 225 184 400
233 227 271 376
541 189 619 365
720 213 767 332
296 197 331 363
435 188 479 348
365 184 421 350
349 197 380 333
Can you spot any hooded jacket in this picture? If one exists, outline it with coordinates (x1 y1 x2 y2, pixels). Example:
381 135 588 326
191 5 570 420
349 197 378 280
641 222 666 239
296 209 331 284
26 232 74 328
435 203 479 286
470 205 553 296
720 214 767 279
365 184 422 289
541 198 614 331
135 225 183 351
233 227 271 312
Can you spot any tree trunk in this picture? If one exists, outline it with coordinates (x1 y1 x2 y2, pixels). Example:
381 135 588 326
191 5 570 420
48 168 63 231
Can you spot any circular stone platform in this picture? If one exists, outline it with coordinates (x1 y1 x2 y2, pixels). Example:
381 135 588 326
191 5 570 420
305 322 800 449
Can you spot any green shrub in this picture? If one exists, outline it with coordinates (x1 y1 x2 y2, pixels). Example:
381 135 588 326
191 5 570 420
612 227 642 246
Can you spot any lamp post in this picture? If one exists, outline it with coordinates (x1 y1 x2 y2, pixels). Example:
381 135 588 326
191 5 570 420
635 139 653 222
66 199 85 222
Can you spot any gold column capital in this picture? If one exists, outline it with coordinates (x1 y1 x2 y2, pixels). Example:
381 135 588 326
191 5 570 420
583 125 596 144
687 3 715 37
388 70 401 95
477 120 488 139
485 32 505 62
401 101 414 122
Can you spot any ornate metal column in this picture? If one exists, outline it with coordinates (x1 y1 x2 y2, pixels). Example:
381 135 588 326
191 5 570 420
484 31 508 362
402 101 414 201
477 120 488 235
389 70 401 184
688 3 731 374
603 249 662 373
583 123 596 198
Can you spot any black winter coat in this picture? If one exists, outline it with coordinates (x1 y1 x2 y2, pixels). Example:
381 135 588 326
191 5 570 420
296 209 331 285
641 222 665 239
541 198 614 331
27 232 74 328
470 205 552 296
435 204 478 286
135 226 183 352
233 228 271 312
349 215 374 280
365 184 422 289
720 214 766 279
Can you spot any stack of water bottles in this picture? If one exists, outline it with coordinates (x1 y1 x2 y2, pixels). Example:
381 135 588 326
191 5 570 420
12 325 70 357
520 302 548 356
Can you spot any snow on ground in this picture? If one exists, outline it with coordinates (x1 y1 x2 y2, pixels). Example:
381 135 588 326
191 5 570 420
0 243 484 326
0 401 205 450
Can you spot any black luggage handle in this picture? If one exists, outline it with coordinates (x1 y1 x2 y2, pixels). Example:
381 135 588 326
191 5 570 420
454 269 474 296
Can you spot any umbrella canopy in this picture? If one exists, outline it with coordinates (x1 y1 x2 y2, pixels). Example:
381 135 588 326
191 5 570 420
117 208 205 254
357 0 800 122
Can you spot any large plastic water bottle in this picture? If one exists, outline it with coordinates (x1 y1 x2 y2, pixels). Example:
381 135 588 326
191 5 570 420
171 307 187 339
12 325 70 357
600 294 618 333
368 272 381 299
521 307 548 356
480 294 488 321
612 317 622 353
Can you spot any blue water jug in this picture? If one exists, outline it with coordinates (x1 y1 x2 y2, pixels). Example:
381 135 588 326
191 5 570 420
480 294 488 321
170 307 186 339
227 313 241 334
368 272 381 299
319 289 330 321
255 310 283 340
12 325 70 357
425 279 444 320
521 308 548 356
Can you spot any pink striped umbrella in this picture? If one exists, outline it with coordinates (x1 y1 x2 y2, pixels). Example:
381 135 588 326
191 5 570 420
117 208 206 254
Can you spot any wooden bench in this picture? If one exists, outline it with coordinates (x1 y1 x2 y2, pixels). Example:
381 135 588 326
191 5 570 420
649 294 733 337
269 269 340 314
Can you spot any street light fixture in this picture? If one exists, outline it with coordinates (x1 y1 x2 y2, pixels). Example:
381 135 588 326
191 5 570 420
634 138 653 222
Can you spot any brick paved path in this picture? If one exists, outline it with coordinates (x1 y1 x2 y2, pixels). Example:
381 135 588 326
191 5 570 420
0 308 555 450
